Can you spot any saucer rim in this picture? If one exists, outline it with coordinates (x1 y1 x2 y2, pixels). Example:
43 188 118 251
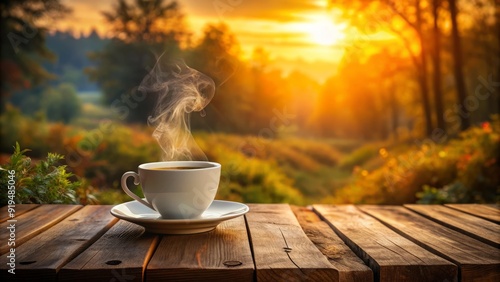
110 199 249 224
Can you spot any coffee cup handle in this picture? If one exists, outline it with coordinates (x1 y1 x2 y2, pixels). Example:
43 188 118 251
121 171 155 210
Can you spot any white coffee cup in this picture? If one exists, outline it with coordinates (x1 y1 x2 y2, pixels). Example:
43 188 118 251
121 161 221 219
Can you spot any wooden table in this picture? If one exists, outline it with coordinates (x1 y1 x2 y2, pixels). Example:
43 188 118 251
1 204 499 281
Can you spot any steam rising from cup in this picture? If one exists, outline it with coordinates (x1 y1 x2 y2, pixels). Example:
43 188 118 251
139 58 215 161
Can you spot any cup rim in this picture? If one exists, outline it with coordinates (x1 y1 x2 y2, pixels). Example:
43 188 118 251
139 161 220 171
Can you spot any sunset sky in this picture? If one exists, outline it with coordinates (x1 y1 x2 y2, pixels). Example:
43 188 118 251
56 0 393 81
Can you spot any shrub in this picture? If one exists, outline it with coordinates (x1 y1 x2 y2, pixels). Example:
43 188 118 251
338 143 380 170
0 143 80 205
41 83 82 123
286 138 342 166
416 183 470 204
197 136 304 204
87 125 162 184
332 117 500 204
0 105 23 153
1 106 46 156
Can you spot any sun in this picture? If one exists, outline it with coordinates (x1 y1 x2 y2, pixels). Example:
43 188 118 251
302 16 346 46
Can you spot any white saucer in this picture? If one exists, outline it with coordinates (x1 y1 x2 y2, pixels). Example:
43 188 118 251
110 200 249 234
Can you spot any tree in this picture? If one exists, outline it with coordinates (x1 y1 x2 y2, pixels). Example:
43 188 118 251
448 0 470 130
431 0 445 131
496 0 500 113
368 49 413 140
102 0 188 43
186 23 241 85
41 83 82 123
43 30 108 91
88 0 187 123
1 0 70 100
414 0 434 136
185 23 245 132
333 0 434 136
462 0 500 120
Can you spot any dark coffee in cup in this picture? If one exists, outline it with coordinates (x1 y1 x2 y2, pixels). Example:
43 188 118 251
152 166 207 170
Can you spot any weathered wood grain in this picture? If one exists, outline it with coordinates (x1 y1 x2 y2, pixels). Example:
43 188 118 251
445 204 500 223
360 205 500 282
0 205 117 282
314 205 457 282
4 204 499 281
59 220 159 282
0 205 82 254
146 216 254 282
246 204 338 282
0 204 39 222
291 206 373 282
405 204 500 247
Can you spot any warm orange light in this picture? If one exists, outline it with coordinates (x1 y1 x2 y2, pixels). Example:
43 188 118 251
300 15 346 46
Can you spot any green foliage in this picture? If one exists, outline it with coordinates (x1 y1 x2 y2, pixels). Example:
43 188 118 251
44 30 107 92
87 40 178 123
286 138 342 167
102 0 187 43
332 118 500 204
86 125 163 184
7 82 83 121
338 143 380 170
0 143 80 205
416 183 470 204
41 83 82 123
201 140 303 204
0 105 51 157
87 0 186 123
96 187 143 205
2 107 498 205
186 23 241 86
1 0 69 97
197 133 345 204
1 110 340 204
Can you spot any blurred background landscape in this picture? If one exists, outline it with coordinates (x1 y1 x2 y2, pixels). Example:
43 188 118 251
1 0 499 205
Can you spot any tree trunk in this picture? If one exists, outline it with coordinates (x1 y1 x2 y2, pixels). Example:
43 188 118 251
432 0 445 131
389 83 399 140
496 0 500 113
448 0 470 130
416 0 434 136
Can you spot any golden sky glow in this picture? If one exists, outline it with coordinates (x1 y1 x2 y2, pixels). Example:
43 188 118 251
55 0 398 82
295 14 347 47
59 1 350 60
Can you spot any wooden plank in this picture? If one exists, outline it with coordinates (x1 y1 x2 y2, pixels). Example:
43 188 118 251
445 204 500 223
360 205 500 282
0 205 82 254
291 206 373 282
59 220 159 282
0 204 39 222
405 204 500 247
313 205 457 282
146 216 254 282
0 205 118 282
246 204 338 281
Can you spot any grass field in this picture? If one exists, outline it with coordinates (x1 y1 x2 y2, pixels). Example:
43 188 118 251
95 133 363 205
78 91 103 105
2 103 497 205
71 102 368 204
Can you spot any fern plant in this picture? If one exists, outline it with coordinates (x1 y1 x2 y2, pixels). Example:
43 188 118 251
0 143 80 205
